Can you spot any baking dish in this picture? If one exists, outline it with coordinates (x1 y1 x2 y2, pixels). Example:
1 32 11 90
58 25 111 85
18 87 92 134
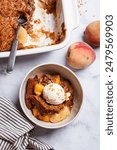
0 0 79 58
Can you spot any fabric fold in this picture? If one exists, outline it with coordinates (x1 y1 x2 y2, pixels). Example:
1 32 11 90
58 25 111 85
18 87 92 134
0 97 54 150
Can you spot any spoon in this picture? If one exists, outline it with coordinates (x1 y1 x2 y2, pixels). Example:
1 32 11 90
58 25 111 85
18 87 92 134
7 15 27 73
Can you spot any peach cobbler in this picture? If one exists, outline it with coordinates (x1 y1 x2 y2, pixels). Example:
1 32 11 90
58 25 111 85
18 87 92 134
0 0 35 51
25 73 74 123
0 0 65 52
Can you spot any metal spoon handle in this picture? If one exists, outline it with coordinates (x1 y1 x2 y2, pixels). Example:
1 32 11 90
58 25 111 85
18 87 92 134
7 25 20 73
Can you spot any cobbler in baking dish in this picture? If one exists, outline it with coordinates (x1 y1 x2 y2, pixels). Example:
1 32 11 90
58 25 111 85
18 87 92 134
25 73 74 123
0 0 35 51
0 0 65 52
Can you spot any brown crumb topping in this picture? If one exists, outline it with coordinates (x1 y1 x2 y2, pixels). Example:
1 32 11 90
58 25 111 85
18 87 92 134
0 0 35 52
39 0 56 14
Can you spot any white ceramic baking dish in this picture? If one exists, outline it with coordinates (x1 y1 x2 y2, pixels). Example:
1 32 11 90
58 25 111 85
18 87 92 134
0 0 79 58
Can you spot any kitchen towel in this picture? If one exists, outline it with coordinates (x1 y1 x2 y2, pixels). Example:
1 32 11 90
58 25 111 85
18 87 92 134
0 97 54 150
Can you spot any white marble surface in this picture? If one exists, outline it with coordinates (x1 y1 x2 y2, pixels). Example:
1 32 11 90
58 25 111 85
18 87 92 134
0 0 100 150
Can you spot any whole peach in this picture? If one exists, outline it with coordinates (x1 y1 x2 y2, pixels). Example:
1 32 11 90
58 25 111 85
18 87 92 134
67 42 96 69
84 21 100 47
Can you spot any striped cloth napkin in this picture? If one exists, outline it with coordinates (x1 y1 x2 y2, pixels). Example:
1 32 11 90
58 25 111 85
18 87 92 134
0 97 54 150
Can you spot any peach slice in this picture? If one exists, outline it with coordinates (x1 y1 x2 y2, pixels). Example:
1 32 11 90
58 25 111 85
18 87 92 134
34 83 44 96
50 106 70 123
18 26 27 45
67 42 96 69
32 107 39 117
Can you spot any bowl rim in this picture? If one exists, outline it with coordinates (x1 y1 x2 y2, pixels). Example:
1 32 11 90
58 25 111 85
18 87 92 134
19 63 84 129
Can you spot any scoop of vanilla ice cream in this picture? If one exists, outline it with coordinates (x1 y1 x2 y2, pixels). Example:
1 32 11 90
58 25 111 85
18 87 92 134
43 83 71 105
